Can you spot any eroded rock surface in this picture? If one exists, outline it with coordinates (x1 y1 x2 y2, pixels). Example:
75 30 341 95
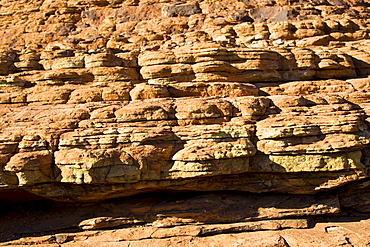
1 0 370 245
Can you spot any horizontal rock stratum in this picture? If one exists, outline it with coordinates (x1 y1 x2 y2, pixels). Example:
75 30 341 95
1 0 370 245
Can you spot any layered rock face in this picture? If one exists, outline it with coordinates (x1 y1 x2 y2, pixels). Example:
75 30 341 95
1 0 370 245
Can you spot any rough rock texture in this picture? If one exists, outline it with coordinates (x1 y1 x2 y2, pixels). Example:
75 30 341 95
1 0 370 245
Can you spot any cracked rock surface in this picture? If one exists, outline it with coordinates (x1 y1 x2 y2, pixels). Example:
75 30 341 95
1 0 370 245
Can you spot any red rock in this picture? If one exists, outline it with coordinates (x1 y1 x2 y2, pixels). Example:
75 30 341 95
0 0 369 245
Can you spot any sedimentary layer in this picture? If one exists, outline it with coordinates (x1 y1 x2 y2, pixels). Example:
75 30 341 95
1 0 370 245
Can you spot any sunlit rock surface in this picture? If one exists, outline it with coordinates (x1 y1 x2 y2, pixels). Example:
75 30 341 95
1 0 370 245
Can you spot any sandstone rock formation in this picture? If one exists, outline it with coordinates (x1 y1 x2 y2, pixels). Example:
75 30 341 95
1 0 370 245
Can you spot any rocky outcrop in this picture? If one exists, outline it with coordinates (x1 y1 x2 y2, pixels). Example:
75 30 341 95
1 0 370 245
